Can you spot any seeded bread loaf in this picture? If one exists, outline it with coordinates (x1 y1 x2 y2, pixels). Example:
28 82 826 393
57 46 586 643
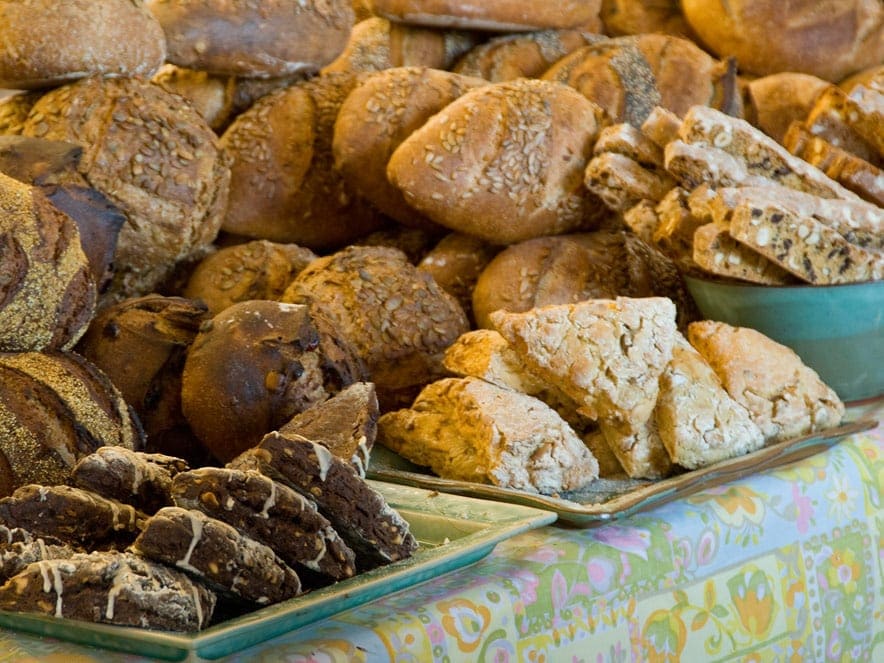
151 65 237 133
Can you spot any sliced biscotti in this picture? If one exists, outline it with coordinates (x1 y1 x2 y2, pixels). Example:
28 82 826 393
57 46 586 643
641 105 682 149
844 84 884 159
490 297 678 425
170 467 356 583
802 85 881 166
378 377 599 494
0 525 76 583
228 431 417 570
728 201 884 284
663 139 770 190
584 151 676 212
656 336 764 469
687 321 844 443
692 222 797 285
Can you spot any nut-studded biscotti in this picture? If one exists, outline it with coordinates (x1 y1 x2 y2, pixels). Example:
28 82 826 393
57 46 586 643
692 222 797 285
585 151 675 212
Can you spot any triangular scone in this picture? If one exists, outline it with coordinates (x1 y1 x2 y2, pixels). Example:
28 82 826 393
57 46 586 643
490 297 678 424
656 336 765 469
378 377 599 495
687 321 844 443
599 416 673 479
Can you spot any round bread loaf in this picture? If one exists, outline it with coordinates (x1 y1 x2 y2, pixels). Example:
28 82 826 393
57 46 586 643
0 173 95 352
681 0 884 82
183 240 317 314
353 225 443 264
281 245 469 409
0 0 166 89
322 17 480 74
600 0 694 38
20 76 231 304
145 0 355 77
333 66 486 230
152 65 237 133
0 351 144 496
745 72 832 143
542 34 741 127
219 72 385 249
386 77 612 244
181 300 367 462
452 29 605 82
369 0 603 31
0 92 41 136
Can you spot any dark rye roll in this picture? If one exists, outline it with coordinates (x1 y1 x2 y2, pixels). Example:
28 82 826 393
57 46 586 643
0 352 144 497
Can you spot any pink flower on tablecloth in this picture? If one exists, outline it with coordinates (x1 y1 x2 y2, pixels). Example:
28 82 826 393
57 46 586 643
696 529 717 566
585 556 616 593
791 483 814 534
509 568 540 605
522 544 563 565
591 525 651 560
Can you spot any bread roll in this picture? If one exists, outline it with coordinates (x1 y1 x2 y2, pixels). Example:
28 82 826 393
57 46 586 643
0 173 95 353
600 0 694 38
145 0 355 77
0 0 166 89
681 0 884 82
21 76 231 305
333 66 486 230
369 0 602 31
151 65 237 133
219 72 385 249
542 34 741 127
387 78 611 244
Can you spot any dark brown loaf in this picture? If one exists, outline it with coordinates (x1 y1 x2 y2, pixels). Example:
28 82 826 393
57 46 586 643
181 300 367 463
333 66 486 230
386 78 611 244
369 0 603 31
21 76 231 305
219 72 385 249
145 0 355 77
681 0 884 82
0 0 166 89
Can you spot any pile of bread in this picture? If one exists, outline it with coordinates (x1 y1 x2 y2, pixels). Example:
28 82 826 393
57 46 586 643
0 0 880 631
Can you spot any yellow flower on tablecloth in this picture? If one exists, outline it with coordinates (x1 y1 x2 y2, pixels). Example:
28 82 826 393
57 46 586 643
641 609 686 663
727 567 777 640
691 485 766 529
439 598 492 653
825 549 861 594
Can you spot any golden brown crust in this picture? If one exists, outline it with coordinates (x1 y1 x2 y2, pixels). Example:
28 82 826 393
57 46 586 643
146 0 354 77
0 0 166 89
0 92 42 136
600 0 694 38
745 72 831 144
387 78 610 244
151 65 237 133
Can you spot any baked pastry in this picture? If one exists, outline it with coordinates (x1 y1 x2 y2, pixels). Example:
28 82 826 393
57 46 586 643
744 72 832 144
0 172 95 352
181 300 366 463
687 321 845 443
281 245 468 409
145 0 354 77
368 0 603 31
0 0 166 89
20 76 231 304
229 431 418 570
597 414 672 479
183 240 317 315
75 295 212 461
219 72 385 249
378 376 600 494
0 91 41 136
132 506 303 605
681 0 884 81
656 336 764 469
151 65 237 133
584 151 675 212
0 484 145 551
72 448 189 515
691 222 798 285
322 17 479 74
170 467 357 583
0 351 144 496
0 550 216 631
801 85 880 166
0 526 75 584
278 382 379 478
542 34 741 127
387 77 610 244
452 29 604 82
333 66 486 230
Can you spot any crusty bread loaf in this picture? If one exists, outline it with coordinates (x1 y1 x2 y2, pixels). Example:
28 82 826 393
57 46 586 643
387 78 610 244
151 65 236 133
0 0 166 89
378 376 600 494
600 0 694 38
145 0 354 77
322 17 478 74
744 72 831 144
687 321 844 442
333 66 486 230
368 0 603 31
681 0 884 81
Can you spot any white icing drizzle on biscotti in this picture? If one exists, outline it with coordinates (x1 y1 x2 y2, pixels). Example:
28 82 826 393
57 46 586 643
176 511 204 574
258 478 277 519
310 441 334 482
37 560 64 617
105 562 130 620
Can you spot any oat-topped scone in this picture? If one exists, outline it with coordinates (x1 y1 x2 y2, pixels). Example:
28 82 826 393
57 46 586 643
598 415 672 479
379 376 599 495
656 336 764 469
0 551 216 631
687 321 844 443
490 297 678 424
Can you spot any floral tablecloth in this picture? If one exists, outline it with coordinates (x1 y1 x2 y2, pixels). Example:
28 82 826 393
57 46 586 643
1 399 881 663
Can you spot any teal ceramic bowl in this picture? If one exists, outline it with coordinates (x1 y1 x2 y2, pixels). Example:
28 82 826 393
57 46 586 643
684 275 884 403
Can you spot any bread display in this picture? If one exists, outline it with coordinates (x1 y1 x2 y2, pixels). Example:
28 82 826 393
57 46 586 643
0 0 166 89
145 0 355 77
